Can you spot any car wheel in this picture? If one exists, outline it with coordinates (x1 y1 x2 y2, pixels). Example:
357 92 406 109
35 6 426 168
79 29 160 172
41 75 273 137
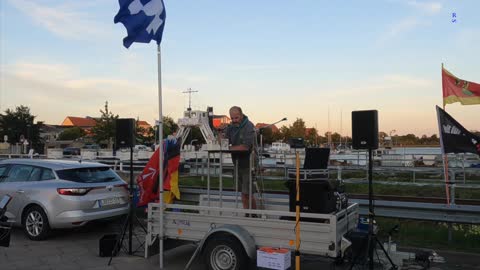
204 234 248 270
23 205 50 241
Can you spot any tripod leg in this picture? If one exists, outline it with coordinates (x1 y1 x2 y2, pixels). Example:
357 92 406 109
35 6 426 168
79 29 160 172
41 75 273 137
133 211 148 233
348 233 369 270
374 236 397 270
108 214 130 266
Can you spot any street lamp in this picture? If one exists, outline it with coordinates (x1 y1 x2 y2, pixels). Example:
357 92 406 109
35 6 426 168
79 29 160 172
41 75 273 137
189 139 198 151
389 130 396 146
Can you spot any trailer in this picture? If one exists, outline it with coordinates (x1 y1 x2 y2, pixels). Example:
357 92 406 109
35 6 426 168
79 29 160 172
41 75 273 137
145 147 359 269
145 193 358 269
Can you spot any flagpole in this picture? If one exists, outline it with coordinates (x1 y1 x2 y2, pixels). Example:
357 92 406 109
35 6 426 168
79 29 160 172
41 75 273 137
441 63 451 205
157 44 165 269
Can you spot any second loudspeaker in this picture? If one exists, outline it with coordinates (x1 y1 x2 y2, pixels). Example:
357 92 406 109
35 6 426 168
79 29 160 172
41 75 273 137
351 110 378 150
115 118 136 148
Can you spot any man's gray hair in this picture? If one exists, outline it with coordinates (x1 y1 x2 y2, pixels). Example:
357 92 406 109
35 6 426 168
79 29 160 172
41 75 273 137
229 106 243 115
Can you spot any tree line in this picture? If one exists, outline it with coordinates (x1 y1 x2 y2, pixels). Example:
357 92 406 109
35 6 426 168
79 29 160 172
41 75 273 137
2 106 478 153
0 104 179 153
257 118 479 147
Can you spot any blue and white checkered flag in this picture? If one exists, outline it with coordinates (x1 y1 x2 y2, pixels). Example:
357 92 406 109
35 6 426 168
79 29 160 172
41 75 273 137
114 0 166 48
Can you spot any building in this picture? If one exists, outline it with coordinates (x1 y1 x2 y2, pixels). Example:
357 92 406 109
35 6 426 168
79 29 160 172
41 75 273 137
39 124 65 143
137 120 152 130
212 115 230 129
255 123 280 133
137 120 152 136
61 116 97 129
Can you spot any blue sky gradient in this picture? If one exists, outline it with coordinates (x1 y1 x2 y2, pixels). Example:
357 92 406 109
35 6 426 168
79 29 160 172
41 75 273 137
1 0 479 136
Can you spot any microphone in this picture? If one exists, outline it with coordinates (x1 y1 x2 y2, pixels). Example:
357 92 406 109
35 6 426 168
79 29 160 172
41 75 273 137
258 117 287 131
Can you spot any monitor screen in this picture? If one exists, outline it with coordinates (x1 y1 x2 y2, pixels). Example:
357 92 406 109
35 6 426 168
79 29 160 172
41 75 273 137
0 195 12 210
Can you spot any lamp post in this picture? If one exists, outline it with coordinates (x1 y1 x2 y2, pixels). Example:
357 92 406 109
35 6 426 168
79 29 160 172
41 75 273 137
189 139 198 150
25 124 32 154
389 130 396 146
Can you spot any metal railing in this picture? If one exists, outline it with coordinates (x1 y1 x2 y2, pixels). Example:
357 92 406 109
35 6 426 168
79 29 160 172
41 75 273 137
177 188 480 224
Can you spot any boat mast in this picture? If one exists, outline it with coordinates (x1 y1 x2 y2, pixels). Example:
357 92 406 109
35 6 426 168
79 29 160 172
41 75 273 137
340 109 343 147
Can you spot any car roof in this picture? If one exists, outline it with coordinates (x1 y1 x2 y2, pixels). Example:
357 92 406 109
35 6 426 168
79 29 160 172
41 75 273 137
0 159 109 170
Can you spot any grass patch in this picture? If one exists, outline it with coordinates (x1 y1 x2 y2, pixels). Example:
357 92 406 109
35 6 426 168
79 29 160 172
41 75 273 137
376 218 480 253
179 175 480 199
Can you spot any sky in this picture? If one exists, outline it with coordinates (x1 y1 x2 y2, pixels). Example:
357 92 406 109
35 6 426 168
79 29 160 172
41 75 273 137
0 0 479 137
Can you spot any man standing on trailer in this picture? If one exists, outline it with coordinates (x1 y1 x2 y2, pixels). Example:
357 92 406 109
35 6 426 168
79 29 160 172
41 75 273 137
224 106 257 210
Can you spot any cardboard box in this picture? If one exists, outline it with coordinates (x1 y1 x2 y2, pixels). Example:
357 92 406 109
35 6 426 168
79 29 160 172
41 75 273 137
257 247 291 270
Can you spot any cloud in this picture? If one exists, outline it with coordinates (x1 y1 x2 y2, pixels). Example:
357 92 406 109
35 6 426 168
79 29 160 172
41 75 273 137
229 64 288 72
377 1 442 44
407 0 442 14
7 0 112 40
0 61 184 124
316 74 435 100
377 17 422 44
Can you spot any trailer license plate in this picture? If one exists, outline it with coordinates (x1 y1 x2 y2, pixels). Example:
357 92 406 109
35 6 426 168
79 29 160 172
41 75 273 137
100 197 122 207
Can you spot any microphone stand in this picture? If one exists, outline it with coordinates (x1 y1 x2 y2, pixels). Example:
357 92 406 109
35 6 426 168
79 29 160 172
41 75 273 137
258 117 287 160
256 118 287 209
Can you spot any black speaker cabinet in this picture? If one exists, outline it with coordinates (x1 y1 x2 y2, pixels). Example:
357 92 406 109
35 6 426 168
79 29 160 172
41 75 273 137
0 227 11 247
345 230 369 263
115 118 136 148
99 234 119 257
285 180 337 214
352 110 378 150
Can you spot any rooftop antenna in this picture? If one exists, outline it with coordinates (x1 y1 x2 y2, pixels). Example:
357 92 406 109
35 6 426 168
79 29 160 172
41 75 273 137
182 88 198 111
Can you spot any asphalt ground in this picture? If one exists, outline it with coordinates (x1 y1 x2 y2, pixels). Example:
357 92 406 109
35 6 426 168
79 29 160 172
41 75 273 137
1 218 479 270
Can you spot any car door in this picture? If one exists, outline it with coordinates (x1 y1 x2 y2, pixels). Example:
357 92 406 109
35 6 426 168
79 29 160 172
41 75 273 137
0 164 36 224
0 165 11 211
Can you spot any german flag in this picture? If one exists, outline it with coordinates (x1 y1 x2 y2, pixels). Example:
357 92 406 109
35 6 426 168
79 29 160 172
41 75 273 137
136 138 181 207
162 138 181 203
442 67 480 106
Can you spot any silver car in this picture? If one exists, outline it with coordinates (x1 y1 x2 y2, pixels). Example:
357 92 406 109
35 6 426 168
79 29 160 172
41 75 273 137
0 159 129 240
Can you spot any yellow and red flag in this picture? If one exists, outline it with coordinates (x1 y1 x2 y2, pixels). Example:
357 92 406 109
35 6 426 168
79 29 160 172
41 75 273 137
442 67 480 106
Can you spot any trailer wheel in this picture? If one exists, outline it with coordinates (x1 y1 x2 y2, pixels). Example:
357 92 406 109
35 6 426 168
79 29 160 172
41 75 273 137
204 234 248 270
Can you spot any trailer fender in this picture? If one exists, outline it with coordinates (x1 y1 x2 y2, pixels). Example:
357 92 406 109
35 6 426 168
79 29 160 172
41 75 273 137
200 224 256 260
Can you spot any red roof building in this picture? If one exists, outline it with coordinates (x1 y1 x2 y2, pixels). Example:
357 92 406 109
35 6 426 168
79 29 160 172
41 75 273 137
61 116 97 128
213 115 230 129
137 120 152 130
255 123 280 133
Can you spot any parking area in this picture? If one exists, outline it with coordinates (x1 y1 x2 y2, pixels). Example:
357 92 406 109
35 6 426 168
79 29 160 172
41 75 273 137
1 219 479 270
0 219 203 270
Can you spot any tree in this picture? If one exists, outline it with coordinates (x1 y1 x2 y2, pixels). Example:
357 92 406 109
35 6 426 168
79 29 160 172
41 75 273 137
58 127 86 141
330 132 341 144
186 127 206 145
136 123 155 146
0 105 42 152
259 127 275 145
152 116 179 141
162 116 179 138
289 118 307 138
279 125 290 142
91 101 118 148
305 127 319 146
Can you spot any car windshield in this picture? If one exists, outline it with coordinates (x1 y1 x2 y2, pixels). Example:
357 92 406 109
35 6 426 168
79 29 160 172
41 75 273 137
56 167 122 183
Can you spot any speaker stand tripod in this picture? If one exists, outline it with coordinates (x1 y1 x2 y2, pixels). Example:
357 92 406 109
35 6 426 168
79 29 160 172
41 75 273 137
108 146 148 265
350 149 397 270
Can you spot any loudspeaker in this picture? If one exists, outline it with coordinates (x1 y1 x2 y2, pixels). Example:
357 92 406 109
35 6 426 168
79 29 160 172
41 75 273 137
345 230 369 263
115 118 135 148
288 137 305 149
352 110 378 149
285 180 337 214
99 234 119 257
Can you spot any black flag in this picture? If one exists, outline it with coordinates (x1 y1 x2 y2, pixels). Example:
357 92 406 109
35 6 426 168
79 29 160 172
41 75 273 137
436 106 480 155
